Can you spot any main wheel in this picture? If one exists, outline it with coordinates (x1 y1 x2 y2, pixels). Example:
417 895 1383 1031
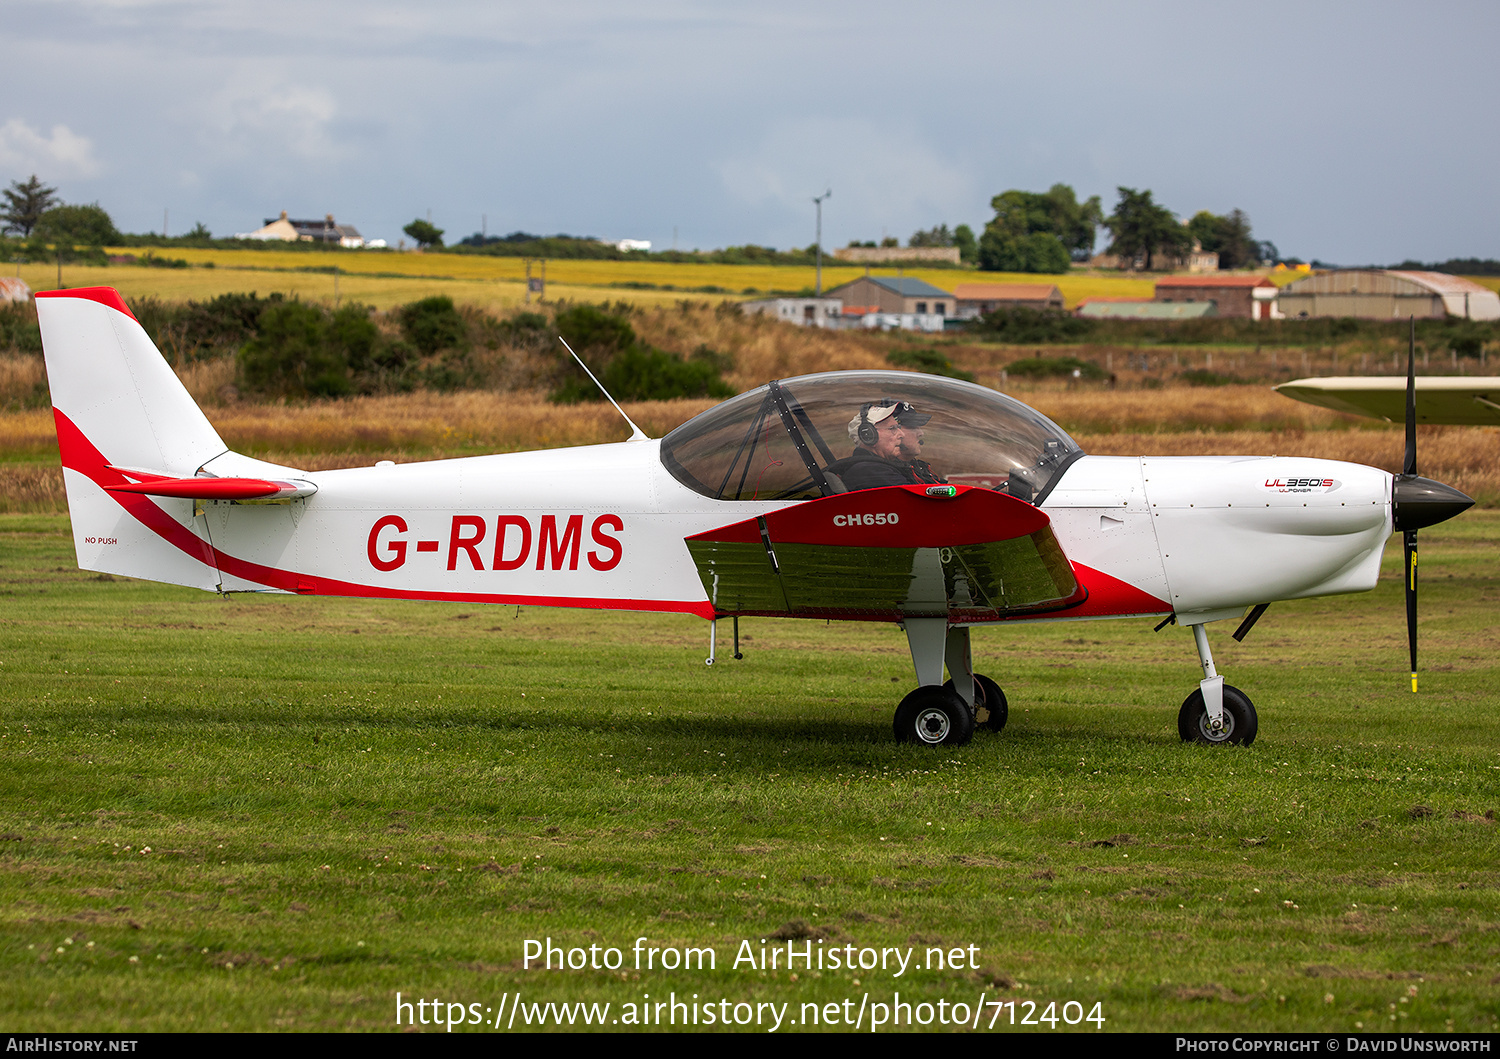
944 674 1008 733
1178 684 1258 746
894 685 974 747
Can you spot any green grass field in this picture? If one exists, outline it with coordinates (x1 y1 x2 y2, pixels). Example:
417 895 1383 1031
1 510 1497 1033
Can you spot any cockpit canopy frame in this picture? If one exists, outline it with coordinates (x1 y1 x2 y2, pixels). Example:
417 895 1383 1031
659 370 1084 504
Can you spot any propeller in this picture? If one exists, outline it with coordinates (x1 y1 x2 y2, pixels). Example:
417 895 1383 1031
1390 318 1475 691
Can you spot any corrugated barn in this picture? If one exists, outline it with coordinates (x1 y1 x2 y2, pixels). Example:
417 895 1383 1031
1277 270 1500 320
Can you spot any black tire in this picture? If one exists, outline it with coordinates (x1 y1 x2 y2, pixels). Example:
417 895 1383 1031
944 674 1008 733
894 685 974 747
1178 684 1257 746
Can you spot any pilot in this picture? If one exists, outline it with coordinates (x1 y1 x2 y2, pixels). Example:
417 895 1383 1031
895 405 946 485
826 399 922 491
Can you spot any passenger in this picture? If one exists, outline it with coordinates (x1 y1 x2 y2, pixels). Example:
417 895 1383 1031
895 405 946 484
825 399 921 491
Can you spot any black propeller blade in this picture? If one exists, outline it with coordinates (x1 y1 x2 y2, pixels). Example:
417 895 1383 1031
1405 317 1418 693
1391 318 1474 691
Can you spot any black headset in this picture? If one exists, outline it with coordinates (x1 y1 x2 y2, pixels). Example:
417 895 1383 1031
858 399 913 447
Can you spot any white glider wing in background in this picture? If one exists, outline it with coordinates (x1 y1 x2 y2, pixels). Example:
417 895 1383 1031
1276 375 1500 425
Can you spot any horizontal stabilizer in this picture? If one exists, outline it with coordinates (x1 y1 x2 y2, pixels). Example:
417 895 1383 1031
104 467 317 500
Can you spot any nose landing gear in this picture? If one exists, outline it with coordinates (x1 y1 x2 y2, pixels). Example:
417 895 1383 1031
1179 621 1258 746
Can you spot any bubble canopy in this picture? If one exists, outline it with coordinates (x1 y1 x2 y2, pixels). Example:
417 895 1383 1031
659 371 1084 504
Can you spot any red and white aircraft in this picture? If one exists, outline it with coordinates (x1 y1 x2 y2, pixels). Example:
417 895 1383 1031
36 287 1473 746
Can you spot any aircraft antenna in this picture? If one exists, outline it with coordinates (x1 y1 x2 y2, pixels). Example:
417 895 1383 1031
557 337 649 441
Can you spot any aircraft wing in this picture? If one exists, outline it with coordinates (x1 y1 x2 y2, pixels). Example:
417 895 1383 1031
685 484 1085 622
1275 376 1500 425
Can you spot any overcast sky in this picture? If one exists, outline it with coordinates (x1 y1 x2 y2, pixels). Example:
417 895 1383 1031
2 0 1497 264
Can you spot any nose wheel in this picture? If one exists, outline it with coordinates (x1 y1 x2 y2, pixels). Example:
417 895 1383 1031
1178 684 1257 745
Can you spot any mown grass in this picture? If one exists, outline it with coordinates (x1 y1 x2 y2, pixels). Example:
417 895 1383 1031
1 511 1497 1033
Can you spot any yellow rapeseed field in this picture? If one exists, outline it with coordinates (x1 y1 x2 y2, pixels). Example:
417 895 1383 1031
8 261 692 313
10 247 1493 309
12 249 1160 310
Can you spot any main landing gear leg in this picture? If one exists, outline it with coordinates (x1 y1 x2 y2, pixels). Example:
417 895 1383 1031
940 626 1008 733
1178 622 1258 746
944 625 975 708
892 620 976 747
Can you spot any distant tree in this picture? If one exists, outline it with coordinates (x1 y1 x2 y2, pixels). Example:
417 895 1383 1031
397 295 468 355
403 219 444 249
1103 187 1189 271
970 307 1093 343
34 203 120 247
183 221 213 245
886 347 975 382
1 175 59 236
978 230 1071 273
555 304 635 355
953 223 977 264
879 235 899 248
597 346 734 402
1185 211 1222 254
1392 257 1500 276
1044 185 1104 260
978 184 1101 273
909 224 955 247
238 301 352 398
1186 208 1259 269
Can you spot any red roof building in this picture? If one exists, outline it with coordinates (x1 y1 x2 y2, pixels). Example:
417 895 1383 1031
1154 275 1279 320
951 283 1064 318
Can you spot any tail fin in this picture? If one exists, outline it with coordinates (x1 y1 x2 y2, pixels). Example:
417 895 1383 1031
37 287 226 588
37 287 226 472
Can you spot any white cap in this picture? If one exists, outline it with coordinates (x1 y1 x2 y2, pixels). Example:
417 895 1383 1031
847 402 901 443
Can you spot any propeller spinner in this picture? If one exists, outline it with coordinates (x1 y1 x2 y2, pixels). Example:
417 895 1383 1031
1392 319 1474 691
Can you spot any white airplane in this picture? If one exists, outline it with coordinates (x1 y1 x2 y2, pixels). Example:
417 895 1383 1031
36 287 1474 747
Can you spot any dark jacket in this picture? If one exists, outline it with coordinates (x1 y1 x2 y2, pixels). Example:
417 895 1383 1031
826 449 919 491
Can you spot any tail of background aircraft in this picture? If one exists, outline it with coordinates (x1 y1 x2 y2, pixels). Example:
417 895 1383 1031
37 287 230 588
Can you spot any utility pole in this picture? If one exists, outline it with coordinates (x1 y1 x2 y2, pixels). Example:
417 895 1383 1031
525 259 546 304
163 208 168 239
813 188 832 296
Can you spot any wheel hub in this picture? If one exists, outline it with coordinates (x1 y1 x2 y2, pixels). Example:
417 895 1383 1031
1199 712 1234 741
915 708 951 743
